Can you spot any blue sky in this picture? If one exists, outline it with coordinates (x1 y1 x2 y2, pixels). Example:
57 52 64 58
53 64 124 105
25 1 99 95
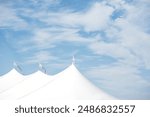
0 0 150 99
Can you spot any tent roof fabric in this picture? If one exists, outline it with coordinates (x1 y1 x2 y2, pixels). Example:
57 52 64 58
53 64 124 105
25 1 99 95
0 64 115 100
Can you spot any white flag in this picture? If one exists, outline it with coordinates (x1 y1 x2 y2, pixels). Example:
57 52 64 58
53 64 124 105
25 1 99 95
13 61 22 72
39 63 46 74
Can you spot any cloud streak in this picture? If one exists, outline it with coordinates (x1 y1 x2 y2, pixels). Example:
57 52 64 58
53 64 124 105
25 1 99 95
0 5 27 29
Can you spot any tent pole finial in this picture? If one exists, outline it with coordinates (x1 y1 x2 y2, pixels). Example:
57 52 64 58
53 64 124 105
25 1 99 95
72 55 75 65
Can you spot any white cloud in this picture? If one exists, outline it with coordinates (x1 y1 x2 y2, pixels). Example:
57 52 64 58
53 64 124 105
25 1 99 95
88 0 150 69
67 2 114 31
2 1 114 53
30 0 58 4
15 2 114 50
89 40 143 68
124 1 150 32
86 64 150 99
25 51 57 64
85 0 150 99
114 18 150 69
30 27 92 47
0 5 27 29
79 3 114 31
105 0 125 9
15 26 92 53
27 2 114 32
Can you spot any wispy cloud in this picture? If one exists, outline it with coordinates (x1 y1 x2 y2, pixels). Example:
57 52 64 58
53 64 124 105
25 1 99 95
27 2 114 32
0 5 28 30
84 0 150 99
25 51 57 64
86 63 150 99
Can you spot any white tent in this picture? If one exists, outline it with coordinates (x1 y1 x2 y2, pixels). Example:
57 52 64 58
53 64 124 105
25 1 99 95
21 64 115 100
0 69 24 93
0 63 115 100
0 70 54 99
